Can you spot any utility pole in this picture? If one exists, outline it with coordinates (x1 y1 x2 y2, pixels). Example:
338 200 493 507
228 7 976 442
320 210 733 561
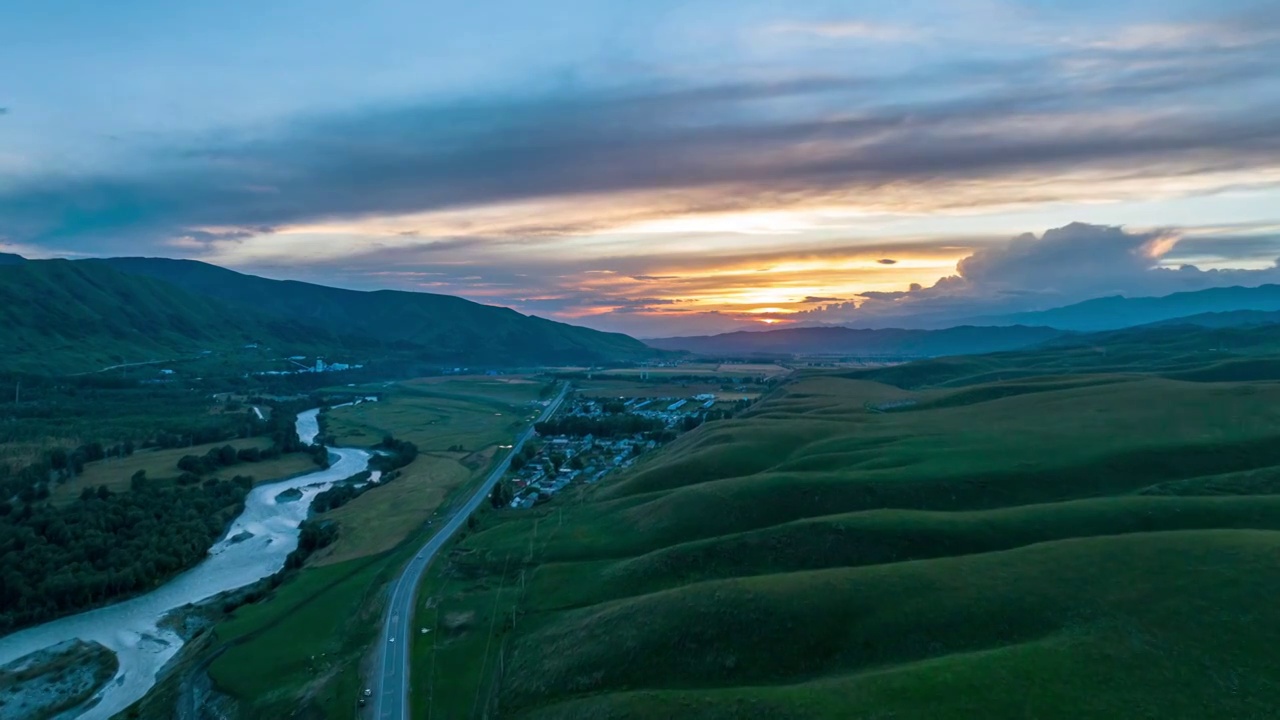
13 380 18 404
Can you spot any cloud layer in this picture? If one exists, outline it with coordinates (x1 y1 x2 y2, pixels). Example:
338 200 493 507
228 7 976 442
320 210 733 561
2 3 1280 336
4 12 1280 252
788 223 1280 331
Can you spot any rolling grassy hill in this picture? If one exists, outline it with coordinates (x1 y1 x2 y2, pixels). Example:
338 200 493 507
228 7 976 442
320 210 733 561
0 260 339 374
418 329 1280 719
0 256 657 374
841 322 1280 389
91 257 653 365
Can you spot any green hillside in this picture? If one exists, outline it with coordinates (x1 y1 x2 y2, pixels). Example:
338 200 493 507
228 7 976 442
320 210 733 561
0 256 657 374
92 257 654 365
0 260 338 374
419 335 1280 718
843 321 1280 389
644 324 1065 357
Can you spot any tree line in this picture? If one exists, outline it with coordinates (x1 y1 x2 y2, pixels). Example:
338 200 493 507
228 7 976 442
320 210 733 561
311 471 374 513
176 440 326 481
368 435 419 473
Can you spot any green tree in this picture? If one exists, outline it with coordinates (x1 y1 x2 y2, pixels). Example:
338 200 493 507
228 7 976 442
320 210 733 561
217 444 238 466
49 448 69 471
490 481 514 508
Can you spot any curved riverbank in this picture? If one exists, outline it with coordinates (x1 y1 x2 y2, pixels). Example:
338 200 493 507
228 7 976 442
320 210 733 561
0 409 369 719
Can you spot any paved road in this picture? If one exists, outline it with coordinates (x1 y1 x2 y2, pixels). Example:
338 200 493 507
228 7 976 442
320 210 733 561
372 384 569 720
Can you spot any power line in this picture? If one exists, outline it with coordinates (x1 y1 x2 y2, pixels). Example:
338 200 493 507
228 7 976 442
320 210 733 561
471 553 511 719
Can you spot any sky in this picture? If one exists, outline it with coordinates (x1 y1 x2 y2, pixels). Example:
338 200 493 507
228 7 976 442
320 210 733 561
2 0 1280 337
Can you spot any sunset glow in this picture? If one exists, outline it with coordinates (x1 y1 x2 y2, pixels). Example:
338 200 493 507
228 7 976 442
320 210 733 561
1 1 1278 338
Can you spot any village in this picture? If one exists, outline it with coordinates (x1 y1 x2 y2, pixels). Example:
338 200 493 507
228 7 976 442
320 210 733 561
502 387 752 509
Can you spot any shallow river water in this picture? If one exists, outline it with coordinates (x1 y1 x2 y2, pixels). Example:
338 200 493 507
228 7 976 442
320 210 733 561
0 408 370 719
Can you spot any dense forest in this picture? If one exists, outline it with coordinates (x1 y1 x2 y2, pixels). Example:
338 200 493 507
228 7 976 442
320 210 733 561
0 382 329 631
284 518 339 570
0 476 252 631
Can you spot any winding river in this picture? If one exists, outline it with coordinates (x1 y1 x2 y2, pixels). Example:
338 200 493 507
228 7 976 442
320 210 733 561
0 408 371 719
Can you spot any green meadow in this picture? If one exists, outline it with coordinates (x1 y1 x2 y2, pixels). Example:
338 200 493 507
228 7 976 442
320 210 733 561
202 376 548 717
415 324 1280 718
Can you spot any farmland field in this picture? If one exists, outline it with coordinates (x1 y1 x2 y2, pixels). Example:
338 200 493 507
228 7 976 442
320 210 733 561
575 378 764 401
595 362 790 379
203 376 551 717
49 437 322 504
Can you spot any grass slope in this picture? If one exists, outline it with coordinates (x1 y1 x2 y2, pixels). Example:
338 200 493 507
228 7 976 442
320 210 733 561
0 260 338 374
843 322 1280 389
1 257 656 375
203 377 550 717
411 348 1280 719
644 324 1064 357
94 257 655 365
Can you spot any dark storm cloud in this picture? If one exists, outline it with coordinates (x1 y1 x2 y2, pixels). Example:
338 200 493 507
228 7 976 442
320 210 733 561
877 259 897 265
3 26 1280 253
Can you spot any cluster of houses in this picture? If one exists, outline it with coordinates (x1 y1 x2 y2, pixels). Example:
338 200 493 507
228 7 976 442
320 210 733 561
506 433 657 509
252 356 364 376
505 391 739 509
625 393 719 427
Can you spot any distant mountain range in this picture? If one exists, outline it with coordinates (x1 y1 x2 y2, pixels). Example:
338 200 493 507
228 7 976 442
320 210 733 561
972 284 1280 331
0 256 654 374
648 284 1280 358
7 252 1279 373
645 325 1066 357
1143 309 1280 329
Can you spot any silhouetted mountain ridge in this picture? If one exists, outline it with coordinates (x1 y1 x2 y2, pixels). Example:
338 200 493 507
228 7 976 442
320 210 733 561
89 257 654 365
972 284 1280 331
645 325 1066 357
0 257 656 374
